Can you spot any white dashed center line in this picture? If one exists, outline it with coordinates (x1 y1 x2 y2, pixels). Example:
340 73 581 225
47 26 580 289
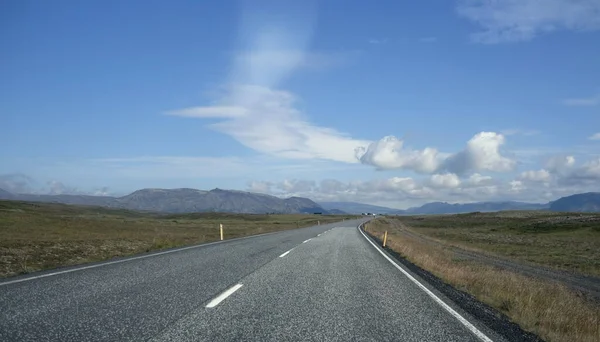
206 284 243 308
303 239 312 243
279 249 293 258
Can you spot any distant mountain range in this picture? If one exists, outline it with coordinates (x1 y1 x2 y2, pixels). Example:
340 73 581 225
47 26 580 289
0 188 331 214
1 187 599 214
322 193 600 214
549 192 600 212
319 202 403 215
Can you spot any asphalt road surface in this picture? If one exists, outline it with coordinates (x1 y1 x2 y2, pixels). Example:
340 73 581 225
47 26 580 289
0 219 506 342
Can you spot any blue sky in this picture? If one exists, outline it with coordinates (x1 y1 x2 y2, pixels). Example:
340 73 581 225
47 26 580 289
2 0 600 208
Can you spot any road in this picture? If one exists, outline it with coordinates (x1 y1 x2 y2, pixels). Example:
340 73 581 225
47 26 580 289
0 219 505 342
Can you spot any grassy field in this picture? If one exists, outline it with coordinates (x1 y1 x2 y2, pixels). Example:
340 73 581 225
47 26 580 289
395 211 600 277
0 200 354 278
365 215 600 342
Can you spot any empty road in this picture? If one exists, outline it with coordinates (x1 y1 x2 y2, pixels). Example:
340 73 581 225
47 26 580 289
0 219 505 341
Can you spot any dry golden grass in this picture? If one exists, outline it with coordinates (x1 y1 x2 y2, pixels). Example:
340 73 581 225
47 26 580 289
397 211 600 277
365 218 600 342
0 200 354 278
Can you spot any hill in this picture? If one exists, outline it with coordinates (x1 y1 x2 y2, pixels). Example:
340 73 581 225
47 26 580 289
320 200 548 215
403 201 549 215
549 192 600 212
0 188 329 214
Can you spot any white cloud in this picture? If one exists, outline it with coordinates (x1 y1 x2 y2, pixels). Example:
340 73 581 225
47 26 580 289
519 169 552 182
166 106 247 118
167 1 521 177
47 180 80 195
467 173 493 186
589 132 600 140
457 0 600 43
169 85 372 164
429 173 461 188
440 132 516 175
509 180 525 192
560 157 600 185
355 136 442 173
276 179 315 193
247 181 273 194
246 172 595 208
356 132 516 175
545 155 576 174
563 93 600 106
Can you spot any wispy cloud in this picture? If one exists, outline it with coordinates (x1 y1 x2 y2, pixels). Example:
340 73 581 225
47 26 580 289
500 128 540 136
589 133 600 141
169 85 372 164
167 1 518 177
562 92 600 106
457 0 600 43
368 38 389 44
419 36 438 43
0 173 37 194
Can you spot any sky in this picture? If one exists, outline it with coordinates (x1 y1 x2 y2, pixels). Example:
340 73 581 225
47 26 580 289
1 0 600 209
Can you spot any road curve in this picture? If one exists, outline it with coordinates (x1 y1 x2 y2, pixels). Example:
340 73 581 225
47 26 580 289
0 219 506 342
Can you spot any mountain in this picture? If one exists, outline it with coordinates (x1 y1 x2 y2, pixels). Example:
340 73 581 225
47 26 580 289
403 201 549 215
0 188 14 200
319 200 548 215
549 192 600 212
0 188 330 214
319 201 401 214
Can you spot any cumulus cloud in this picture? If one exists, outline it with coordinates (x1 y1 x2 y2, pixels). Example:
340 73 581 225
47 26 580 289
467 173 493 186
246 172 592 208
355 136 441 173
519 169 552 182
560 157 600 186
457 0 600 43
545 155 576 174
439 132 516 175
429 173 461 188
247 180 273 194
356 132 515 175
276 179 315 193
519 155 600 188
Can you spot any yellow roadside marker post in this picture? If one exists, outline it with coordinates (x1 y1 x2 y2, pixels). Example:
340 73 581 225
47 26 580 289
383 231 388 247
220 223 224 241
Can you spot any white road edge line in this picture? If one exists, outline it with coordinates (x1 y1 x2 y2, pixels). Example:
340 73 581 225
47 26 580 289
206 284 243 308
358 225 494 342
317 234 322 237
303 238 312 243
0 229 289 287
279 249 293 258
